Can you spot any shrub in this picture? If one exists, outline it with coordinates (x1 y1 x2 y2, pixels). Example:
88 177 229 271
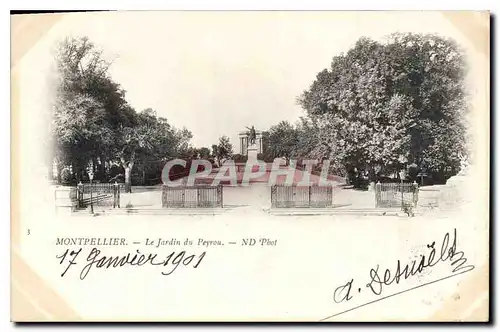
60 168 72 185
402 201 415 217
232 154 248 163
257 153 275 163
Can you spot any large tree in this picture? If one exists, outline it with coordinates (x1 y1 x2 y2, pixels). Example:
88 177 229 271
298 33 467 183
216 136 233 162
266 120 299 165
52 36 194 189
114 109 174 191
52 36 129 181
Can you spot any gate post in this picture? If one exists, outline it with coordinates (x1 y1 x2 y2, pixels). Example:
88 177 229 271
77 181 83 208
412 181 419 207
328 186 333 208
375 181 381 208
218 185 223 208
308 186 312 207
271 185 277 208
113 181 120 208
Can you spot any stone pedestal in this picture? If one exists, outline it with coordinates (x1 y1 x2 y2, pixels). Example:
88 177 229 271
247 144 258 162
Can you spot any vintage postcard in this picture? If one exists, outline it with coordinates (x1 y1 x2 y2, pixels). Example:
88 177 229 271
11 11 490 322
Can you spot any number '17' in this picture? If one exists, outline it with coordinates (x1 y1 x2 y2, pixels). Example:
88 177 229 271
56 248 82 277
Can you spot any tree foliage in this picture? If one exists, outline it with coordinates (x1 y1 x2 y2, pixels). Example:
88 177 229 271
297 33 467 183
51 36 194 189
217 136 233 160
266 121 298 165
51 33 467 189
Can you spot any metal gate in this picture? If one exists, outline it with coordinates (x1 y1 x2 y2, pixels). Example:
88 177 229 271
162 185 223 208
375 182 418 208
271 185 333 208
76 182 121 208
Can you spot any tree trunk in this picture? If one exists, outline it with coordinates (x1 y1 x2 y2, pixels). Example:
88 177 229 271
72 161 78 182
368 166 376 182
121 150 136 193
367 166 376 192
56 161 62 185
92 157 98 180
124 166 132 193
99 155 106 181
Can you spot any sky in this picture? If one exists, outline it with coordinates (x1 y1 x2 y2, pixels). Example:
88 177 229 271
29 11 473 150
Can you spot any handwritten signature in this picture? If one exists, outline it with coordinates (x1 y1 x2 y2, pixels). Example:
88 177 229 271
56 248 206 280
325 228 475 320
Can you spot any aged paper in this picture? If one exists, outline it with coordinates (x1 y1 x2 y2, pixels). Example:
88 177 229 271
11 11 489 322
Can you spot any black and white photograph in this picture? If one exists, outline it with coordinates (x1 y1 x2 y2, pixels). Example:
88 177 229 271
10 10 490 322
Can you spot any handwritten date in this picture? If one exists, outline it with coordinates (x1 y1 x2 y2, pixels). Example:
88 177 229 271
57 248 206 280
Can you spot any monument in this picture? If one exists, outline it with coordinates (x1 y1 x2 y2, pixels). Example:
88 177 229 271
238 125 264 162
246 126 258 162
